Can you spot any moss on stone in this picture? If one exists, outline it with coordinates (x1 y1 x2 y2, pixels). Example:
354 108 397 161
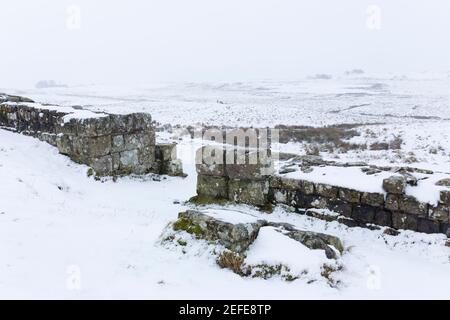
172 217 205 239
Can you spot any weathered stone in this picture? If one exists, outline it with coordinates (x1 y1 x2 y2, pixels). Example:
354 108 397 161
382 176 406 194
338 188 361 203
361 192 384 207
228 179 269 206
428 205 449 223
155 143 177 162
352 205 375 224
374 210 392 227
195 146 226 177
268 176 283 189
138 145 156 167
174 210 265 253
440 190 450 205
392 212 418 231
385 194 400 211
417 218 441 234
284 229 344 259
120 150 139 168
197 175 228 199
90 155 113 175
435 178 450 187
315 183 338 199
300 180 315 195
280 178 303 191
328 199 353 217
271 189 295 206
112 135 125 152
225 150 274 180
77 116 112 137
163 159 184 176
398 195 428 216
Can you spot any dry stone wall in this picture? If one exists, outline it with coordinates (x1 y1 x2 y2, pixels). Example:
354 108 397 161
0 94 182 176
196 146 450 236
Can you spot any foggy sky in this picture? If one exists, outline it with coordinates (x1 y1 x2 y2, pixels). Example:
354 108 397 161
1 0 450 88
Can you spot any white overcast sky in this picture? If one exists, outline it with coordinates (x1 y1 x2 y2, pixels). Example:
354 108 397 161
1 0 450 87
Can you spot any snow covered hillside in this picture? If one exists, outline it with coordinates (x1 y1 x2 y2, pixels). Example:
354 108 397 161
1 129 449 299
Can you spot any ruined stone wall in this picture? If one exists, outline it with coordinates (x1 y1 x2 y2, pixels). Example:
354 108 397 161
195 146 273 206
0 95 182 176
269 177 449 235
195 146 449 236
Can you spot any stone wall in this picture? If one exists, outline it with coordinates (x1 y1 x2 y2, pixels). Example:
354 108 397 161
0 94 183 176
195 146 449 236
195 145 273 206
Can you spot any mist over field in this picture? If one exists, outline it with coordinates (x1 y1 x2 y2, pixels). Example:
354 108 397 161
1 0 450 88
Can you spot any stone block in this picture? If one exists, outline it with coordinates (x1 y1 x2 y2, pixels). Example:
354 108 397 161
90 155 113 176
417 218 441 234
155 143 177 162
352 205 376 224
398 195 428 216
196 175 228 199
328 199 353 217
120 150 139 168
228 179 269 206
76 116 112 137
428 205 449 223
361 192 384 207
385 194 400 211
280 178 303 191
392 212 418 231
195 146 226 177
300 180 315 195
440 190 450 205
225 150 274 179
314 183 339 199
382 175 406 194
338 188 361 203
374 210 392 227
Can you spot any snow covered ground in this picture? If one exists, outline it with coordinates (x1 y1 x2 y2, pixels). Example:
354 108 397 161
1 129 449 299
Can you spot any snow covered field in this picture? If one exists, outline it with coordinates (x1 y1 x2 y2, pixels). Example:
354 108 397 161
0 129 449 299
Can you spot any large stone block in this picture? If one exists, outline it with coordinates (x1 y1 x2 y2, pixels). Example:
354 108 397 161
428 205 449 223
225 150 274 180
392 212 418 231
195 146 226 177
417 218 441 234
271 188 296 206
76 116 112 137
440 190 450 205
228 179 269 206
374 209 392 227
361 192 384 207
382 176 406 194
174 210 265 253
338 188 361 204
385 194 400 211
90 155 113 176
197 175 228 199
352 205 375 224
398 195 428 216
155 143 177 162
124 132 154 151
328 199 353 217
280 178 303 191
300 180 315 195
119 149 139 168
315 183 339 199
